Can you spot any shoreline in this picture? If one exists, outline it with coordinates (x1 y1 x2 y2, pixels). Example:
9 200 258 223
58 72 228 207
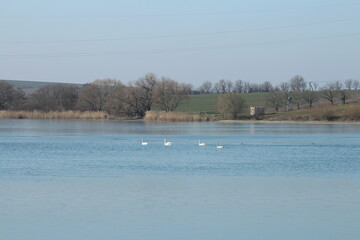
1 110 359 124
218 119 360 125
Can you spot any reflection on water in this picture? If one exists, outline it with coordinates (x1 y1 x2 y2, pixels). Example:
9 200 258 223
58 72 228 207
1 119 359 136
1 120 360 240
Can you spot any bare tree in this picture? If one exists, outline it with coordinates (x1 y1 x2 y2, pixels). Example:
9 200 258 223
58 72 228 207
322 82 341 105
266 91 286 112
273 85 281 92
345 79 353 90
154 77 189 111
312 82 319 91
334 81 343 90
10 88 26 110
289 75 307 109
218 79 226 94
216 93 245 119
248 83 254 93
213 82 221 94
198 84 206 94
234 79 244 93
244 81 251 93
200 81 212 94
290 75 307 92
107 85 147 117
28 84 79 111
134 73 157 112
78 79 122 111
225 80 233 93
183 83 193 95
303 82 318 108
78 84 102 111
353 79 359 90
250 83 262 93
28 86 57 112
339 90 351 104
53 85 79 110
279 82 290 92
261 81 273 92
0 81 15 110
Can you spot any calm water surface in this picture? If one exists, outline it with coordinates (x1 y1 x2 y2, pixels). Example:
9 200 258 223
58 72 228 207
1 119 360 239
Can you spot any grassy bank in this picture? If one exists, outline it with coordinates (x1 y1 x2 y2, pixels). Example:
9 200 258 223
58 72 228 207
0 110 110 120
178 93 360 122
263 102 360 122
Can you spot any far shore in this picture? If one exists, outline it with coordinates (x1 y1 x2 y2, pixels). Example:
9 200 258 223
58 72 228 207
0 110 359 125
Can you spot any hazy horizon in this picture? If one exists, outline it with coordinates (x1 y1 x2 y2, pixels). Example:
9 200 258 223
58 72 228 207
1 0 359 87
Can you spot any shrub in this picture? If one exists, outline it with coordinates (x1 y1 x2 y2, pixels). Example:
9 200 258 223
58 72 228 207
319 108 339 121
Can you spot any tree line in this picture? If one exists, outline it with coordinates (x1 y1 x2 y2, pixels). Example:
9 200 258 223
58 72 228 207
197 76 359 112
0 73 191 118
197 79 276 94
1 74 359 118
197 77 359 95
264 75 359 112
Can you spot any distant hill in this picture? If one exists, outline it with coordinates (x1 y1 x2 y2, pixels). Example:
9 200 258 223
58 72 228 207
1 79 82 90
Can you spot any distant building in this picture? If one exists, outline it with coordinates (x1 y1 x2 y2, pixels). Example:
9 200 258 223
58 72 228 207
250 106 265 116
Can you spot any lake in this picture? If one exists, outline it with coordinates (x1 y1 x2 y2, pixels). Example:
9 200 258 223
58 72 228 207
1 119 360 239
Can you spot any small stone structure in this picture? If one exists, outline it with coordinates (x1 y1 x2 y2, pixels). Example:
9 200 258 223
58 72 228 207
250 106 265 116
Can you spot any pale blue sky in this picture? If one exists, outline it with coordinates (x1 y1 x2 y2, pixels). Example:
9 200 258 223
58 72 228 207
1 0 359 87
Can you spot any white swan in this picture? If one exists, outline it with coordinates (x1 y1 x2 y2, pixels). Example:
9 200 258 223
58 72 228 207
141 138 148 146
198 140 205 146
164 139 172 146
216 143 224 149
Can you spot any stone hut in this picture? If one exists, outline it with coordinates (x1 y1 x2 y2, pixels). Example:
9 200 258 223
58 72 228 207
250 106 265 116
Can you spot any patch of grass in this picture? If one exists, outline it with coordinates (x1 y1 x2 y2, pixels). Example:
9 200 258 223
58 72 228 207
175 93 267 116
176 94 218 113
346 107 360 120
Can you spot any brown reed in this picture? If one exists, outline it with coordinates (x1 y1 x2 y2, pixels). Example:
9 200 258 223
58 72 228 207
0 110 110 120
144 111 211 122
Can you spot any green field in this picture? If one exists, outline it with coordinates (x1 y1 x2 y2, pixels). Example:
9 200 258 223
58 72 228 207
177 93 267 115
176 94 218 113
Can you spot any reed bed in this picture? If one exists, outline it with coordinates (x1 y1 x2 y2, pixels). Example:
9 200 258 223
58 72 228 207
0 110 109 120
144 111 211 122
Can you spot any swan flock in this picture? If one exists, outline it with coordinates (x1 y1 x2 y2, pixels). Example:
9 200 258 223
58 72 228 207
140 139 224 148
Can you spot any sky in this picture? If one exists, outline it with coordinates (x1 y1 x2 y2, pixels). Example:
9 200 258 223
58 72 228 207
1 0 359 87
